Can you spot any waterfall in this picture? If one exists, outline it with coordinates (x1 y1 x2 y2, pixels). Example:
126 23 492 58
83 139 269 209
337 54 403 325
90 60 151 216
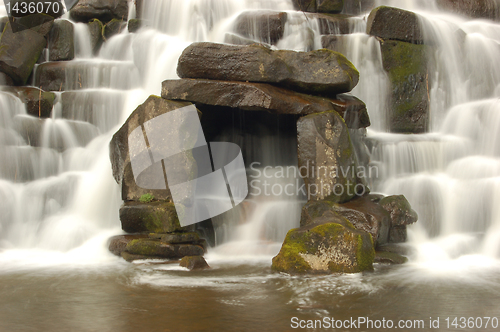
0 0 499 270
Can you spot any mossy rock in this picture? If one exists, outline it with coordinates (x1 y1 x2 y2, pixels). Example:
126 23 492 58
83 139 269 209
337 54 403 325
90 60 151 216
380 39 430 133
272 214 375 274
87 19 104 55
379 195 418 226
128 19 142 33
104 18 127 40
125 238 204 259
119 201 195 234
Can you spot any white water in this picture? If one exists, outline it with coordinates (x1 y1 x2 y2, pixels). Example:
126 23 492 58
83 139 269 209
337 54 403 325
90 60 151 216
0 0 499 274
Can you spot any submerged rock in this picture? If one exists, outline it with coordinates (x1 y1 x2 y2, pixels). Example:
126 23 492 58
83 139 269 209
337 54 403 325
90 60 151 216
180 256 210 270
374 251 408 264
70 0 130 23
120 201 195 234
162 79 369 129
380 39 430 134
232 11 287 45
297 110 368 203
0 23 46 85
49 19 75 61
128 19 142 33
272 212 375 274
367 6 424 44
342 0 375 15
177 43 359 95
104 18 127 40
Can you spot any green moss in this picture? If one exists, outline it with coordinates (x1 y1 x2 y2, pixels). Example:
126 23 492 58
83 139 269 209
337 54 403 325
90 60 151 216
271 243 312 274
126 239 159 256
139 193 154 203
356 234 375 271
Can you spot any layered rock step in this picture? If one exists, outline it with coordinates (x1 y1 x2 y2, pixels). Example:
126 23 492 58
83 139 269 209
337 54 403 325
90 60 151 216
177 43 359 95
162 79 370 129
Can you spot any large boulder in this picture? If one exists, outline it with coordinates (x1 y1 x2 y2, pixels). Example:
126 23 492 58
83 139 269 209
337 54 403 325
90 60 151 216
297 110 368 203
272 212 375 274
162 79 370 129
70 0 130 23
0 23 46 85
232 11 287 45
119 201 195 234
380 40 430 133
109 96 196 201
177 43 359 95
48 19 75 61
436 0 500 21
367 6 424 44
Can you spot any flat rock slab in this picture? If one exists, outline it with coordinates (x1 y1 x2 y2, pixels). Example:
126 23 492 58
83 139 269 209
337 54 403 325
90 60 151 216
367 6 424 44
162 79 369 129
125 239 204 259
177 42 359 95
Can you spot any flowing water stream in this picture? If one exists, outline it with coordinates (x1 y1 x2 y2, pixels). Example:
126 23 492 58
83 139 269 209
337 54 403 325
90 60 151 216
1 0 500 331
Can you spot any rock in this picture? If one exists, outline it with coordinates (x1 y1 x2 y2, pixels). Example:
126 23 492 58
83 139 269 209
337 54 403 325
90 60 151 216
162 79 369 129
160 232 200 244
0 22 46 85
33 62 66 91
232 11 287 45
306 13 352 34
119 201 195 234
108 234 148 256
109 96 196 201
177 43 359 95
8 0 64 19
436 0 500 21
317 0 344 13
11 14 54 36
342 0 375 15
272 213 375 274
374 251 408 264
380 39 430 133
292 0 344 13
6 87 55 118
128 18 141 33
125 239 204 259
330 195 391 246
367 6 424 44
104 18 126 39
389 226 407 243
49 20 75 61
88 19 104 55
179 256 210 270
70 0 130 23
292 0 316 12
379 195 418 226
0 17 8 33
297 110 368 203
120 251 149 262
300 196 390 246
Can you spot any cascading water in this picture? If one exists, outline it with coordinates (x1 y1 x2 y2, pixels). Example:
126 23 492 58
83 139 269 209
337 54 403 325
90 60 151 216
0 0 498 270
